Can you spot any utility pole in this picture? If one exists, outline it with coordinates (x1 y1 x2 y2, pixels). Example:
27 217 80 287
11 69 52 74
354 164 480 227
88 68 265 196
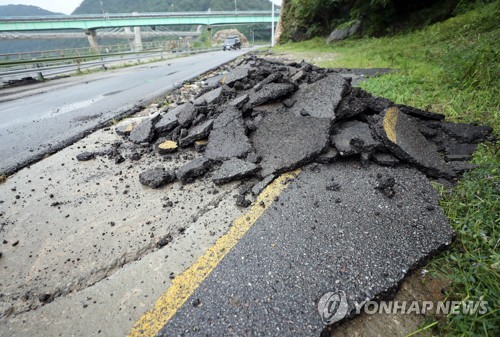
271 1 275 47
234 0 237 13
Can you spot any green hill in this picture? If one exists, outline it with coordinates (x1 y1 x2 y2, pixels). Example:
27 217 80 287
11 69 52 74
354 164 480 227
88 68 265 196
279 0 497 41
0 4 63 16
73 0 275 14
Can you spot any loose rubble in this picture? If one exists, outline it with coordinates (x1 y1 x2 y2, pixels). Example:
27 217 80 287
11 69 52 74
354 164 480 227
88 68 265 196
176 157 211 184
76 54 493 200
76 152 95 161
128 115 159 144
212 158 260 185
139 168 176 189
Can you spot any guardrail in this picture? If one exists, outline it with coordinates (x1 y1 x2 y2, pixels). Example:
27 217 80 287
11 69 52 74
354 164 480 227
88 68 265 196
0 39 191 62
0 46 233 82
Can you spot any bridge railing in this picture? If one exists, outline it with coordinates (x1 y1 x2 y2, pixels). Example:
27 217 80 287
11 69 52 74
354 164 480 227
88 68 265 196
0 40 190 62
0 10 280 21
1 44 259 83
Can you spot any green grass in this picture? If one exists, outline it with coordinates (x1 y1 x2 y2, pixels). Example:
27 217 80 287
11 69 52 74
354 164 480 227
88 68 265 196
431 144 499 336
276 2 499 336
275 2 499 132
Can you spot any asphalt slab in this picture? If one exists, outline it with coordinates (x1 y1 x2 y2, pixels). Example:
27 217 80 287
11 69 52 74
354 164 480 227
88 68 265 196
158 161 455 336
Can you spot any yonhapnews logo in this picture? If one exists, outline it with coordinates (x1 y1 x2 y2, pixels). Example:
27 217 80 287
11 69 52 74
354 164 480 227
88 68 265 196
318 291 489 325
318 291 349 325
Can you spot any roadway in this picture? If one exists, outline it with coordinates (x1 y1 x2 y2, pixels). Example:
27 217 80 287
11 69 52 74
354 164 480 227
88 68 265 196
0 48 250 175
0 49 457 337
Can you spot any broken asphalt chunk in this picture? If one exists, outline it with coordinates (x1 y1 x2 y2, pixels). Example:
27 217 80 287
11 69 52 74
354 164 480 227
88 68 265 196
251 112 331 177
235 195 251 208
332 120 381 156
76 152 95 161
212 158 260 185
440 121 493 143
139 167 176 188
396 104 445 121
375 174 396 198
228 94 249 109
290 69 305 82
251 174 276 196
159 162 456 336
375 107 455 178
194 87 224 106
204 106 252 161
223 66 249 86
194 140 208 152
129 116 159 144
248 83 295 107
176 103 197 127
444 143 477 161
178 119 213 148
336 87 391 120
449 161 479 174
154 110 179 135
254 73 283 91
176 157 212 184
288 74 348 119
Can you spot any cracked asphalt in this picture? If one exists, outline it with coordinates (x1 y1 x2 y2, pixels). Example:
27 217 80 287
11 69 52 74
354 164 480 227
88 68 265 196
0 123 246 337
158 162 454 336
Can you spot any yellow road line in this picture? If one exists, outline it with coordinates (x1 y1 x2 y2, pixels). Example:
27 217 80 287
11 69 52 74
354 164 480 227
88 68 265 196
128 170 300 337
383 106 399 143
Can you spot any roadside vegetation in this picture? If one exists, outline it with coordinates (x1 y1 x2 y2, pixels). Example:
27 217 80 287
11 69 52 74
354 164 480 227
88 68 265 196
276 2 499 336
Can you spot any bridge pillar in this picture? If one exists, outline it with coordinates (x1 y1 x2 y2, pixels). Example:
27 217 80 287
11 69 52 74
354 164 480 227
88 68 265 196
131 12 143 52
84 29 99 50
124 26 133 47
133 26 143 52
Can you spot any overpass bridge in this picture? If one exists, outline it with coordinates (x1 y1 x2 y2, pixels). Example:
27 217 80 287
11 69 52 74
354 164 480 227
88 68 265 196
0 11 278 31
0 11 278 51
0 28 201 41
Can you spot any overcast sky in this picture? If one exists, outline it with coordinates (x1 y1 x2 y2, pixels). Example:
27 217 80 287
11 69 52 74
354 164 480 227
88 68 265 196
0 0 281 15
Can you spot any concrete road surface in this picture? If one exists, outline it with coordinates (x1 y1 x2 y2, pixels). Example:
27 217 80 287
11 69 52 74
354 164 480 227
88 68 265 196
0 49 250 175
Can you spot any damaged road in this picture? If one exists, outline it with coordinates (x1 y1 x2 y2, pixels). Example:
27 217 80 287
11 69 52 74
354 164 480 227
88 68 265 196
0 49 250 176
0 127 246 337
111 54 491 196
116 54 491 336
160 161 455 336
0 53 494 337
